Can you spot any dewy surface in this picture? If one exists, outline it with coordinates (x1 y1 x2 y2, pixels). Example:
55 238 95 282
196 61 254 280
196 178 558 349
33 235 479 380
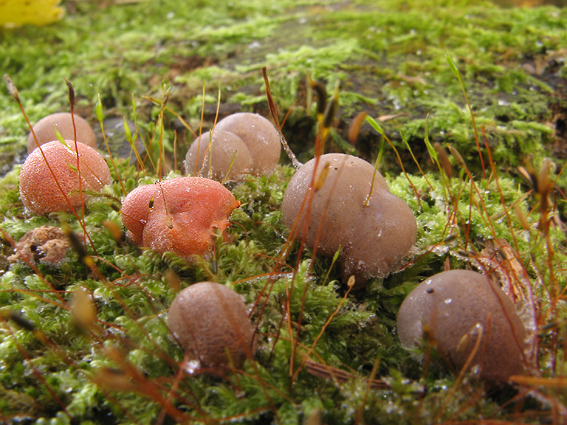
0 0 566 423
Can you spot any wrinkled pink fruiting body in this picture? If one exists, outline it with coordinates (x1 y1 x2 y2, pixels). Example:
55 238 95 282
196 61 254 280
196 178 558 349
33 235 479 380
121 177 240 260
19 140 112 215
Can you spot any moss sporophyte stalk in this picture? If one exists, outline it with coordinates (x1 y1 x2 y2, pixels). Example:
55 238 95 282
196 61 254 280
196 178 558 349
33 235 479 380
0 0 566 423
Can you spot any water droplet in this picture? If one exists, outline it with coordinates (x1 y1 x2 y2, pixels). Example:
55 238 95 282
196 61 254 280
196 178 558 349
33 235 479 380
432 245 449 255
444 298 452 304
183 359 200 375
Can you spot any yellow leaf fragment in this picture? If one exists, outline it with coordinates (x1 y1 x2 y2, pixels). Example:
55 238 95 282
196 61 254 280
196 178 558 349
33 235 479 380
0 0 64 28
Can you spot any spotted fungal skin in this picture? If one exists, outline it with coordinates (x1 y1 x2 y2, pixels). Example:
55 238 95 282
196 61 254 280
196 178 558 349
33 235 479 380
168 281 256 370
19 140 111 215
121 177 240 260
397 270 527 386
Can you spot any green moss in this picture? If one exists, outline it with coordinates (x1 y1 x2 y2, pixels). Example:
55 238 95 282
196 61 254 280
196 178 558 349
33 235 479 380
0 0 566 423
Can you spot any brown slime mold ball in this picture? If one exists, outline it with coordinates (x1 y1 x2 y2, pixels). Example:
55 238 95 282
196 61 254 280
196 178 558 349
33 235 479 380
168 281 256 370
282 154 388 257
27 112 97 154
282 153 416 288
19 141 112 215
397 270 527 386
184 130 252 181
214 113 281 175
341 191 418 284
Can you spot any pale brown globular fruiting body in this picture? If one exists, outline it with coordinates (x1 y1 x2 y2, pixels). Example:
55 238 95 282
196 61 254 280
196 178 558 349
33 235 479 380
19 140 112 215
27 112 97 154
341 190 417 283
214 112 281 175
396 270 528 387
184 130 252 181
168 281 256 370
120 177 240 261
281 153 416 288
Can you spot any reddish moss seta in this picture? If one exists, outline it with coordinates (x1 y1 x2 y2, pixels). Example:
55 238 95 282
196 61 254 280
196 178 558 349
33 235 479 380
121 177 240 260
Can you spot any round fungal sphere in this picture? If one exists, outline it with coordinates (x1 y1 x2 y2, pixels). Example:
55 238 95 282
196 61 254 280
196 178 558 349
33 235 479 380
19 140 112 215
27 112 97 154
282 153 416 288
341 191 418 283
121 177 240 260
397 270 527 385
184 130 252 181
282 154 389 257
168 281 256 370
214 113 281 175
